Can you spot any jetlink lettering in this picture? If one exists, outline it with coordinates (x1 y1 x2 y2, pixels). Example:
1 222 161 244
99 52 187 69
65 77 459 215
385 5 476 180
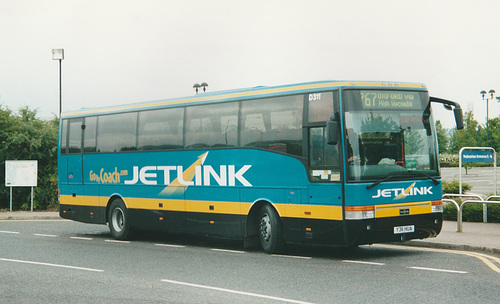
123 165 252 187
372 183 433 199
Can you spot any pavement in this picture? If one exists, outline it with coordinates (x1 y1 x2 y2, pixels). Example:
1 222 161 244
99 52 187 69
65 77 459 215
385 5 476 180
405 220 500 254
1 211 499 254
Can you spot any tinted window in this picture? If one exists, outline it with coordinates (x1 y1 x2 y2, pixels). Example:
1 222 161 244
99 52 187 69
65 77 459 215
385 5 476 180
68 119 83 154
138 108 184 150
97 112 137 153
84 116 97 153
60 119 68 154
307 92 335 122
240 95 303 156
185 102 238 148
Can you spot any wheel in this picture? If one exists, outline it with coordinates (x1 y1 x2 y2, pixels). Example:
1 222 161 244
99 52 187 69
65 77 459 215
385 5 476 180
108 198 130 240
258 204 284 253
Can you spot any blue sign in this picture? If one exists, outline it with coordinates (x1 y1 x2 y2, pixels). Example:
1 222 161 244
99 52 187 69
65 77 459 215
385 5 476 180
462 150 494 163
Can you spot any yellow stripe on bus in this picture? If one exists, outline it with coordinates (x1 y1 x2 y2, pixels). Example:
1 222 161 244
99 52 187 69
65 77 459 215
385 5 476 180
60 195 100 207
280 204 343 221
374 201 432 218
60 195 343 220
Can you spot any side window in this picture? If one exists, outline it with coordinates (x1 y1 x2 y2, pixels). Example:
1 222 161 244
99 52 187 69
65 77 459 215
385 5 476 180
60 119 68 154
97 112 138 153
138 108 184 150
185 102 238 148
68 119 83 154
240 95 303 156
307 92 335 123
83 116 97 153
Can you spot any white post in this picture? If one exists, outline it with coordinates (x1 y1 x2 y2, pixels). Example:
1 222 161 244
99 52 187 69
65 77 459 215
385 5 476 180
31 186 34 212
459 147 464 194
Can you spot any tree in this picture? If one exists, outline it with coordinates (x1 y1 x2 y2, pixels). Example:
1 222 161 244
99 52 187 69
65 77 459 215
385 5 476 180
486 117 500 151
449 111 479 154
435 120 449 154
0 106 58 210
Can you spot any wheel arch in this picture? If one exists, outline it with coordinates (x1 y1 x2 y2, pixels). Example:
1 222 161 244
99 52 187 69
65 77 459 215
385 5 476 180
245 199 281 239
105 193 128 223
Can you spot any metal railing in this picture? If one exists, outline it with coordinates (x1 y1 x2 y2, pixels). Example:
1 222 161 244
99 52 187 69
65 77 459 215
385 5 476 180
442 194 500 232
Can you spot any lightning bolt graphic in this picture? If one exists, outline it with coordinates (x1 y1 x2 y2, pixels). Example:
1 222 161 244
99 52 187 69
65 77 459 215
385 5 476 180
159 152 209 196
395 182 416 200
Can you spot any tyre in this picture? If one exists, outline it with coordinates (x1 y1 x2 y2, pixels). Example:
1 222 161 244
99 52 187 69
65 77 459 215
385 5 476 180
108 198 130 240
258 204 284 253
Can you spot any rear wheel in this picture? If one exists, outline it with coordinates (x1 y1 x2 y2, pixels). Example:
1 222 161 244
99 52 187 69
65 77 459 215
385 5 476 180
258 204 284 253
108 198 130 240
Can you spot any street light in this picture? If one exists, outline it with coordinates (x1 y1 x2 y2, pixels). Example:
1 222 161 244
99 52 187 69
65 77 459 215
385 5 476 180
52 49 64 117
193 82 208 94
480 89 496 147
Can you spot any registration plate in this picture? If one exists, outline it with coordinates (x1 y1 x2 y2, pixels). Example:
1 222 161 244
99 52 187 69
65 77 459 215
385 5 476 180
394 225 415 234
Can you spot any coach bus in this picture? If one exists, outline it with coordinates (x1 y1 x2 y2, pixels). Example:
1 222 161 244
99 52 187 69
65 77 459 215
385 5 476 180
58 81 463 253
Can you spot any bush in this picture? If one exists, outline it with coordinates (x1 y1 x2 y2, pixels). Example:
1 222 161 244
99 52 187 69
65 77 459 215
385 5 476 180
488 204 500 222
442 180 471 194
443 196 500 223
0 106 58 211
443 203 458 221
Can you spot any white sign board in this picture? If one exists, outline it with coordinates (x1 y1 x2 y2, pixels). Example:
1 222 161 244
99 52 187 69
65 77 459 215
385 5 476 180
5 160 38 187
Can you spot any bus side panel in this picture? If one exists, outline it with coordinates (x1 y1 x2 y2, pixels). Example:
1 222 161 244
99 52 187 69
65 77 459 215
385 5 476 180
279 184 344 245
281 218 345 245
59 203 106 224
128 209 186 233
59 184 103 224
185 186 243 238
67 154 83 184
58 154 68 185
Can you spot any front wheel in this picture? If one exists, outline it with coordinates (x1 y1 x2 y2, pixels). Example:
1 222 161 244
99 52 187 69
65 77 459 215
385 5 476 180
258 205 284 253
108 198 130 240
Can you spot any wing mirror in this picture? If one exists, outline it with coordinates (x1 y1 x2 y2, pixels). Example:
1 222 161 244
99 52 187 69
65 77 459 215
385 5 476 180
326 113 340 145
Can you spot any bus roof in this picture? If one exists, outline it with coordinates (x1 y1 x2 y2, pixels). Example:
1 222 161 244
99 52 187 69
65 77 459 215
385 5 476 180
61 80 427 118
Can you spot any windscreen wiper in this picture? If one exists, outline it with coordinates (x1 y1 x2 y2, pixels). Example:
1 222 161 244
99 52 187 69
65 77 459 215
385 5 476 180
366 175 400 189
366 170 440 189
409 170 440 185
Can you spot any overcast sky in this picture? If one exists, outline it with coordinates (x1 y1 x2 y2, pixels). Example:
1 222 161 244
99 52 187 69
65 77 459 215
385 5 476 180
1 0 499 128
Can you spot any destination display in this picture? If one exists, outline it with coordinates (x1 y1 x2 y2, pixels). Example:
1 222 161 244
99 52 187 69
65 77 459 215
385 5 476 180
360 90 422 110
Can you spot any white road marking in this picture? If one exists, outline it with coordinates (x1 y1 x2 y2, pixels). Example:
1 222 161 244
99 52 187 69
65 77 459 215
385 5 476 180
0 258 104 272
70 236 93 241
211 248 245 254
374 244 500 274
271 254 312 260
34 233 57 238
343 260 385 266
105 239 131 244
410 266 468 274
155 243 186 248
161 279 315 304
0 230 20 234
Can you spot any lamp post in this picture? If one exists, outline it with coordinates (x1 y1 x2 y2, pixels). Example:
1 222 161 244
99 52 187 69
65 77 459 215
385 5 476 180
52 49 64 117
193 82 208 94
480 89 496 147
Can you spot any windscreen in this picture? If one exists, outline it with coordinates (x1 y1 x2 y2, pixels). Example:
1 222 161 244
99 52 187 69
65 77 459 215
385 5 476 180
343 89 439 182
